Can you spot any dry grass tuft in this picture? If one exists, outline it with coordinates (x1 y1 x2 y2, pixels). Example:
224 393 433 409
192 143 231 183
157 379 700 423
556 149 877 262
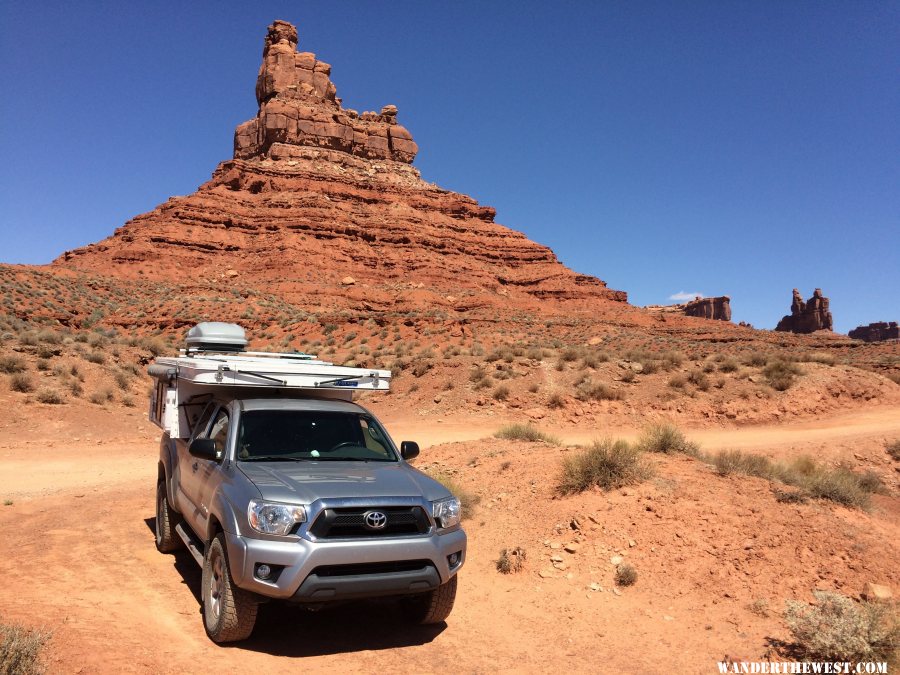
558 439 652 494
494 424 559 444
0 619 51 675
496 547 527 574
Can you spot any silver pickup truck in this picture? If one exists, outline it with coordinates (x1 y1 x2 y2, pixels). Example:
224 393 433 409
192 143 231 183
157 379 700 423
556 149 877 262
151 324 466 643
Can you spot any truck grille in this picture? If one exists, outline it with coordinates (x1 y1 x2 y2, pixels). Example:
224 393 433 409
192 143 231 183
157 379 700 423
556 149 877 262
309 506 431 538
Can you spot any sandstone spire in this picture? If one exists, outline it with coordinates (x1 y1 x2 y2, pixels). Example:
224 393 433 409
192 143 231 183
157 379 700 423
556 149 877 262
234 20 418 163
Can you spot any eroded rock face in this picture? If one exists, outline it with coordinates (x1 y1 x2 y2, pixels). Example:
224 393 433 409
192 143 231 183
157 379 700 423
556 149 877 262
233 20 418 163
775 289 833 333
848 322 899 342
54 20 628 321
684 296 731 321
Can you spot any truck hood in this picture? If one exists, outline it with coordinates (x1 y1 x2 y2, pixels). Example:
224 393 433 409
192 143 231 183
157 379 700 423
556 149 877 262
237 461 450 504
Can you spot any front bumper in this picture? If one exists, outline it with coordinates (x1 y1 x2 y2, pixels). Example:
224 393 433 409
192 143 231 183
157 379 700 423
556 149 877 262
224 528 467 600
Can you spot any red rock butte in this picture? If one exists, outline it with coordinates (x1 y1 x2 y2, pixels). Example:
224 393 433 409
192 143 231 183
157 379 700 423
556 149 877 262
55 19 634 322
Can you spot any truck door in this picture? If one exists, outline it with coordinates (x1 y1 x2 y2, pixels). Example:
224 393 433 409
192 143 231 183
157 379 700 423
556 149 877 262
191 406 231 538
174 402 217 528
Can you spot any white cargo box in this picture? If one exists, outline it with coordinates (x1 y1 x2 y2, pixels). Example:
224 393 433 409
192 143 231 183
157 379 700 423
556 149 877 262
147 324 391 439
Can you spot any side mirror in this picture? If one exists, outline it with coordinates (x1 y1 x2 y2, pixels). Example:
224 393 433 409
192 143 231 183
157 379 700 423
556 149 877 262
189 437 219 460
400 441 420 460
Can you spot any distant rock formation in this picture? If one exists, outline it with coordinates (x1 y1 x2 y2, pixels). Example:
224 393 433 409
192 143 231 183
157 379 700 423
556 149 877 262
775 288 833 333
684 296 731 321
848 321 899 342
233 20 418 163
644 295 731 321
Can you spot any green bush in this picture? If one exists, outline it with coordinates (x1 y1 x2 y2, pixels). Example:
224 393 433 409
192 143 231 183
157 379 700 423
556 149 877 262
785 591 899 662
558 439 652 494
0 619 50 675
494 424 559 444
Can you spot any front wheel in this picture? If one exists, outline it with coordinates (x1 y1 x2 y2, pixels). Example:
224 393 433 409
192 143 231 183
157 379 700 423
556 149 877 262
402 574 457 624
201 533 258 643
155 481 183 553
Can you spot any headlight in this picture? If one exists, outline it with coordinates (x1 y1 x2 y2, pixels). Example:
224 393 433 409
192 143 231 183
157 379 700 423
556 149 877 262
432 497 461 529
247 500 307 536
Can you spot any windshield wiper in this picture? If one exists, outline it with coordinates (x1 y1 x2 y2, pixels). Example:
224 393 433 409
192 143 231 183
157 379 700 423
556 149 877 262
241 455 309 462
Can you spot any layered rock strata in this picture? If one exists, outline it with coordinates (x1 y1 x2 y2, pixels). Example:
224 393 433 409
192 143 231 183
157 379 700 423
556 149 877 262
775 289 833 333
684 296 731 321
55 20 627 318
848 322 899 342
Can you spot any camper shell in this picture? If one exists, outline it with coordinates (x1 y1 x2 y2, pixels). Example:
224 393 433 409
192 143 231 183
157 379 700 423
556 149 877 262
149 323 464 644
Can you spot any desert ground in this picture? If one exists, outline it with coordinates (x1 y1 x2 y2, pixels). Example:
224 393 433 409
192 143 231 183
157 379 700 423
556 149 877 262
1 387 898 673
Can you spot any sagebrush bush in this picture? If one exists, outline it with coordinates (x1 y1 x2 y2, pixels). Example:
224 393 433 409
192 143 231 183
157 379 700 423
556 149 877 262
496 547 526 574
784 591 899 663
35 388 64 405
494 424 559 444
575 379 623 401
713 449 776 478
558 439 652 494
0 355 27 374
547 392 566 409
9 374 34 393
886 440 900 462
0 619 50 675
764 360 803 391
637 424 699 455
492 384 510 401
615 563 638 587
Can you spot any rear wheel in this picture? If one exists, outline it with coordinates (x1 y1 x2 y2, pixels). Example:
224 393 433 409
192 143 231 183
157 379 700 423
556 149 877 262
155 481 183 553
202 533 258 643
402 574 457 624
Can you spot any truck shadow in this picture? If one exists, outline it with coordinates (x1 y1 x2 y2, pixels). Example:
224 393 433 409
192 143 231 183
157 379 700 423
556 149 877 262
145 518 447 656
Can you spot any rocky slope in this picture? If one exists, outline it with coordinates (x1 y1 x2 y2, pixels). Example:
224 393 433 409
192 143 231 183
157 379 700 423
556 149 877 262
54 19 632 325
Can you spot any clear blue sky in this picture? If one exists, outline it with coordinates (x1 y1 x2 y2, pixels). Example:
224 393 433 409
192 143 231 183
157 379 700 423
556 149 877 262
1 2 897 333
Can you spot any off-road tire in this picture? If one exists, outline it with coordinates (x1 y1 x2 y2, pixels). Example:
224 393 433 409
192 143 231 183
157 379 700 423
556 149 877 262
201 533 258 643
403 574 457 624
155 480 184 553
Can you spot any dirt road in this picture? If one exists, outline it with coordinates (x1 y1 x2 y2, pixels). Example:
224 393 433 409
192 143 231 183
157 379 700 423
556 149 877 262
1 405 897 674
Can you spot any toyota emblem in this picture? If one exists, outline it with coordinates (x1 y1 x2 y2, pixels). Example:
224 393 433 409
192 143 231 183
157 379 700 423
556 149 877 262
364 511 387 530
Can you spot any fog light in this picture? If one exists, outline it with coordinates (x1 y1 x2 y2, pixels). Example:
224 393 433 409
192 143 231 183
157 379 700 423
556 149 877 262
448 552 460 567
256 564 272 580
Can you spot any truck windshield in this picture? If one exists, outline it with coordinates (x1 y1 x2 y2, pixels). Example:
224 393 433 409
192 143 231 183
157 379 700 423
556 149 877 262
237 410 398 462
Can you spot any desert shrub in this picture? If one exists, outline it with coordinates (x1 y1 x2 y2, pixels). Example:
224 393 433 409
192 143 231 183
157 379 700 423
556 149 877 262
496 547 526 574
35 345 57 359
88 388 114 405
9 374 34 393
494 424 558 444
560 347 580 362
661 351 684 370
558 439 652 494
749 598 771 617
615 563 638 587
784 591 899 662
121 395 135 408
620 369 636 383
718 357 739 373
886 372 900 386
575 379 623 401
527 382 540 393
799 466 873 509
774 489 808 504
35 388 64 405
114 371 130 390
713 449 777 479
701 361 716 374
85 352 105 365
0 619 50 675
886 440 900 462
409 358 432 377
139 337 167 356
547 392 566 409
430 473 480 515
68 381 83 398
764 360 803 391
35 360 50 372
492 384 510 401
0 355 27 374
668 374 687 389
687 369 710 391
745 353 769 367
804 352 836 366
637 424 699 455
